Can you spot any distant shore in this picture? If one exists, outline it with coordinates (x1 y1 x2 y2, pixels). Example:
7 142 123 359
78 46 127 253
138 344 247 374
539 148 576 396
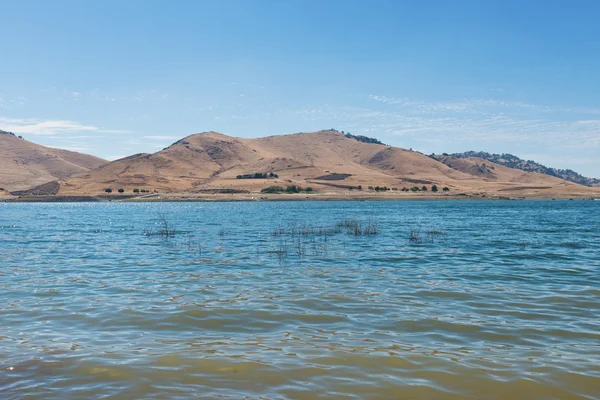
2 192 599 202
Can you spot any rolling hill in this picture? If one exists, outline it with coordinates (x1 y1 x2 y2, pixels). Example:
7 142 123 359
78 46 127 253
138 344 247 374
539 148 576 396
437 151 600 187
0 130 108 192
53 130 600 199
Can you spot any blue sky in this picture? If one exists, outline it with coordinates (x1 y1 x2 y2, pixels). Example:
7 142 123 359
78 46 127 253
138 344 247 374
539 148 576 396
1 0 599 176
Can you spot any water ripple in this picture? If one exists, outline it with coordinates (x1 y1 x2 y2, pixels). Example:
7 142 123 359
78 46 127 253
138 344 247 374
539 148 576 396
0 201 599 399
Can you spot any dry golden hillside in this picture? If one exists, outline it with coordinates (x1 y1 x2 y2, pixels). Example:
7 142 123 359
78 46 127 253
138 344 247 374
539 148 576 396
0 131 107 191
59 130 472 194
55 130 600 199
433 155 587 195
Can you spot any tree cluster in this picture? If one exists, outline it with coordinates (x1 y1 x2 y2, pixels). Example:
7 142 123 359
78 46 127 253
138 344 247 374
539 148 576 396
261 185 313 194
236 172 278 179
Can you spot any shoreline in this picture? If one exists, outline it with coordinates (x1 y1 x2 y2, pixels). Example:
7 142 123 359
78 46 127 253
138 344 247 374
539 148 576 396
2 192 599 203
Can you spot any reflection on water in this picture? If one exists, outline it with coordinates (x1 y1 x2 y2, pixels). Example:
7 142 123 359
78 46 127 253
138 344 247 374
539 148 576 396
0 201 599 399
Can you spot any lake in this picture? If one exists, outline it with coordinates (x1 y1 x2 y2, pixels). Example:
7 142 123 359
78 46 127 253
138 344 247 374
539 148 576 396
1 201 599 399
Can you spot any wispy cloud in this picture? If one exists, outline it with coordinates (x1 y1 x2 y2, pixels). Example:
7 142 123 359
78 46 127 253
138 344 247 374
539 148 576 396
0 95 26 110
0 116 131 136
271 100 600 150
47 145 93 153
368 95 600 115
142 135 179 140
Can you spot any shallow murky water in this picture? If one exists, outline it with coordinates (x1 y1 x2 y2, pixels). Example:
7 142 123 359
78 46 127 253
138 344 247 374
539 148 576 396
1 201 599 399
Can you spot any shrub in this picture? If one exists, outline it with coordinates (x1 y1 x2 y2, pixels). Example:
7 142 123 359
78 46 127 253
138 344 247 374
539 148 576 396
443 187 450 192
133 188 140 193
237 172 278 179
118 188 125 193
261 185 284 194
431 185 438 192
344 132 386 145
421 186 428 191
285 185 302 194
305 187 314 193
105 188 112 193
358 185 362 190
374 186 390 192
368 186 374 190
411 187 419 192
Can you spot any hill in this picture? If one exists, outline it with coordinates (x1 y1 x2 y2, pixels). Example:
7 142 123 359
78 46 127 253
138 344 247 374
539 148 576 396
436 151 600 187
0 130 108 191
55 130 600 199
432 155 576 186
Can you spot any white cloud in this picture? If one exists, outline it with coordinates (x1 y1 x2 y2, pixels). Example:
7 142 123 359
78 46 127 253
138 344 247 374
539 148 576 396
0 116 131 136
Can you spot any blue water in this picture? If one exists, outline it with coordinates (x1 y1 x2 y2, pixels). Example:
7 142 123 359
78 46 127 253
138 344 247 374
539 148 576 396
1 201 599 399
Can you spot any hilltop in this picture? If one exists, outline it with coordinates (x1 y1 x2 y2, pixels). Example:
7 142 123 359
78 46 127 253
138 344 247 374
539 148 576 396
436 151 600 187
0 130 107 192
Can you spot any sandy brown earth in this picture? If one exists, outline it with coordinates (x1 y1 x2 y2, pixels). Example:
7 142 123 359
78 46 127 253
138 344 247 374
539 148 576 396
3 130 600 200
54 130 600 200
0 132 107 192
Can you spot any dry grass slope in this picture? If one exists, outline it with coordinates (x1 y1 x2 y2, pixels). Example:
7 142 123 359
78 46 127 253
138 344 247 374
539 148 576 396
0 133 107 191
10 129 599 199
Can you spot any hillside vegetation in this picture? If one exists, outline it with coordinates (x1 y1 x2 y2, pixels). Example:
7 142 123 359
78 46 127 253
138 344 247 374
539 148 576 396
437 151 599 187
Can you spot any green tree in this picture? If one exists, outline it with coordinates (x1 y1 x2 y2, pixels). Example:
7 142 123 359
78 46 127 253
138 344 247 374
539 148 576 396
443 187 450 192
285 185 301 193
261 186 284 194
431 185 438 192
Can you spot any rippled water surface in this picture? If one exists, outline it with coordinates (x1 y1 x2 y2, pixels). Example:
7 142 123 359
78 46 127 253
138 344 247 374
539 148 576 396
1 201 599 399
